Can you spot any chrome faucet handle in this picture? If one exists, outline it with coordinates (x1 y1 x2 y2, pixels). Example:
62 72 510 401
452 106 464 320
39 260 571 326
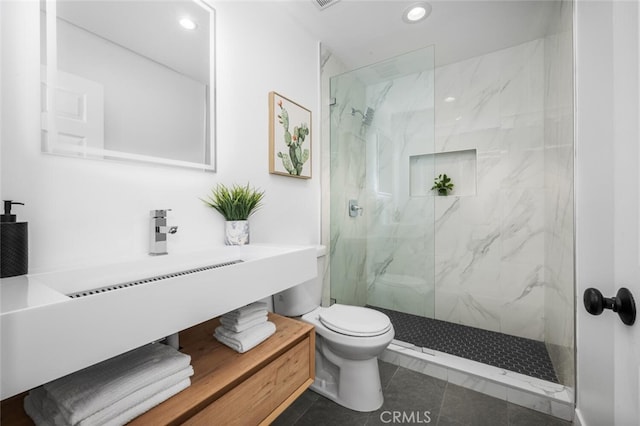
349 199 363 217
150 209 172 218
157 225 179 234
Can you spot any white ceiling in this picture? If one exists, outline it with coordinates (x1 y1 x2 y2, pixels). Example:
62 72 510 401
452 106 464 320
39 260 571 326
282 0 560 70
54 0 560 82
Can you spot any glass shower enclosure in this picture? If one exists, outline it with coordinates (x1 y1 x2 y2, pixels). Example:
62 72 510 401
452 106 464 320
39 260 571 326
328 29 575 388
329 46 436 318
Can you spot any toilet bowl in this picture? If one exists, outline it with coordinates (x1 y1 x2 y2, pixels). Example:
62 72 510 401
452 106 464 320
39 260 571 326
301 304 394 411
273 246 395 412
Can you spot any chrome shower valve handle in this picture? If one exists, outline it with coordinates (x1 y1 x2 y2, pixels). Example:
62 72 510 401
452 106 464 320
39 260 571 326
349 200 363 217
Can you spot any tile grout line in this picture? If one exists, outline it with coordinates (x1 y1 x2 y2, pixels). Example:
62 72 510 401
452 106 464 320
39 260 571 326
384 363 400 390
435 381 451 426
289 393 316 426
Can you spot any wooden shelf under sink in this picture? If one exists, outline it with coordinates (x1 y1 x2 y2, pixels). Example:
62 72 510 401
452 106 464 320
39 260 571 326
1 313 316 426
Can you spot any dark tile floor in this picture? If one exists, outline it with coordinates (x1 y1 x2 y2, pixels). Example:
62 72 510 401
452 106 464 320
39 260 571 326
273 361 572 426
368 306 559 383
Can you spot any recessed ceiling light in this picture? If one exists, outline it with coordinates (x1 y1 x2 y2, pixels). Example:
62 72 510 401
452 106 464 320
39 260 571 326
403 2 432 23
179 17 197 30
444 96 456 103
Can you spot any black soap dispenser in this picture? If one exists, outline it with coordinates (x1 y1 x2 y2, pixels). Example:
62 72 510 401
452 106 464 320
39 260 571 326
1 200 28 278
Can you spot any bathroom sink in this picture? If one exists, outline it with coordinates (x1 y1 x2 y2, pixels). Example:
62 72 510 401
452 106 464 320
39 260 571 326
0 244 317 399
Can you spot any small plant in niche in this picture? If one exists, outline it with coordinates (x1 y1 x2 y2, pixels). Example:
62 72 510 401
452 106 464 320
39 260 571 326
431 174 454 196
201 183 265 220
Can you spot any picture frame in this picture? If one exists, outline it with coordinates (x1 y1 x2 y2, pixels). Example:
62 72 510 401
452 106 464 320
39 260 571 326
269 91 312 179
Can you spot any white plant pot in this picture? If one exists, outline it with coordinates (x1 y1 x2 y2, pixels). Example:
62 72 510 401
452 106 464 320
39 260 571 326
225 220 249 245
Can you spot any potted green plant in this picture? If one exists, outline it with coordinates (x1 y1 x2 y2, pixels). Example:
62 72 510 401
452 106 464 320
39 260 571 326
431 174 454 196
201 183 265 245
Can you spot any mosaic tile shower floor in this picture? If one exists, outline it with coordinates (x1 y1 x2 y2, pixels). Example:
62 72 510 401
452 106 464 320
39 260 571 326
367 306 559 383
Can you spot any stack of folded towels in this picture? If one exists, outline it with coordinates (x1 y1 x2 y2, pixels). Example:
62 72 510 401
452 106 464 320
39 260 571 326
214 301 276 354
24 343 193 426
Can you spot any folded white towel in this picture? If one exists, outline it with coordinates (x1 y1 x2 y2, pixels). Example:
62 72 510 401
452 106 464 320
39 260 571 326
102 378 190 426
215 321 275 341
215 334 271 354
220 314 268 332
223 302 268 320
25 378 191 426
24 393 55 426
214 321 276 353
78 366 193 426
42 343 191 425
28 387 65 426
221 310 268 326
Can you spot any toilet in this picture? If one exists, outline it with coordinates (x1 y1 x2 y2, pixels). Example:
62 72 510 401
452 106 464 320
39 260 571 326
273 247 395 412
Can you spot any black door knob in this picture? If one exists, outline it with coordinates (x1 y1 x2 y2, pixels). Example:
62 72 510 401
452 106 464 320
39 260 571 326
583 287 636 326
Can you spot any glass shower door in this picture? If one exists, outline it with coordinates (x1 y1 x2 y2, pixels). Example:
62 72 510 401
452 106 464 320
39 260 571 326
329 46 436 318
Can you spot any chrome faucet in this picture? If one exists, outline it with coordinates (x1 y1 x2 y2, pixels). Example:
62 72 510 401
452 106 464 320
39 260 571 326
149 209 178 256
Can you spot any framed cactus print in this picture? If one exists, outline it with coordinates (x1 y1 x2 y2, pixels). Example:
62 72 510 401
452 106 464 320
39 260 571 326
269 91 312 179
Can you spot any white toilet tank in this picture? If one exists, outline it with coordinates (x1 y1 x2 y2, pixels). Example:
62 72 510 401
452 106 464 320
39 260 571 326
273 246 326 316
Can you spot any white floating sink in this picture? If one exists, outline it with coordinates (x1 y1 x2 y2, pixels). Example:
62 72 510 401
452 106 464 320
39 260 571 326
0 244 317 399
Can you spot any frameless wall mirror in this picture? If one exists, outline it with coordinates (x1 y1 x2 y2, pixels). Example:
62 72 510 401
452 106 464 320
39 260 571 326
40 0 216 171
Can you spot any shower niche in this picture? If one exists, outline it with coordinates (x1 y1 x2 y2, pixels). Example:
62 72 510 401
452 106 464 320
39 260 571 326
409 149 477 197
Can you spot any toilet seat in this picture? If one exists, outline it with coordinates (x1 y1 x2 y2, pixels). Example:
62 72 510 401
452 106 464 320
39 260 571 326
319 304 392 337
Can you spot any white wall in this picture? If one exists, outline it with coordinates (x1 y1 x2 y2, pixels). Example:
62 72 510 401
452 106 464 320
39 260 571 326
1 1 321 274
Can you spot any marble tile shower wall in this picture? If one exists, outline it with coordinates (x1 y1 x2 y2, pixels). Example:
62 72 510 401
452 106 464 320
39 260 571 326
433 39 546 340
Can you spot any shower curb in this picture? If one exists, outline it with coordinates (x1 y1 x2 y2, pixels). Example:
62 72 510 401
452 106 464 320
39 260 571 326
380 343 574 421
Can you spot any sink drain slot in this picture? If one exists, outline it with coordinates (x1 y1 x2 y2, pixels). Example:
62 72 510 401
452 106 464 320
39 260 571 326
67 259 244 299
